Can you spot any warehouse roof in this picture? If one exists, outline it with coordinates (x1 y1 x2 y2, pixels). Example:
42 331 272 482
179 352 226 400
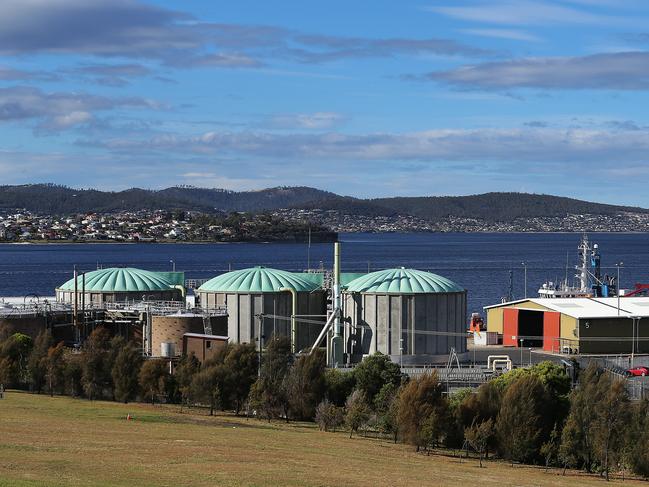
344 267 464 294
592 297 649 318
485 297 649 319
57 267 179 293
198 266 321 293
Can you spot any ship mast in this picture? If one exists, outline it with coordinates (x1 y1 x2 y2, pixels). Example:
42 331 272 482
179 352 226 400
577 234 590 292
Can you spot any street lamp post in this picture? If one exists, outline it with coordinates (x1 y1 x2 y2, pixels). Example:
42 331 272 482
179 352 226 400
519 338 524 366
631 316 639 367
521 262 528 299
616 262 624 316
170 259 176 272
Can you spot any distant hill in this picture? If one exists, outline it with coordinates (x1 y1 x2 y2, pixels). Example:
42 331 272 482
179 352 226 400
294 192 649 223
0 184 334 214
0 184 646 223
368 193 649 222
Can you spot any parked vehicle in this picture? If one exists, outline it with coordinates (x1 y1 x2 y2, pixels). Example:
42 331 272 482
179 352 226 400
625 366 649 377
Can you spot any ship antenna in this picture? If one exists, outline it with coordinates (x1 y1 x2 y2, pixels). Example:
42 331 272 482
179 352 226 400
565 251 569 287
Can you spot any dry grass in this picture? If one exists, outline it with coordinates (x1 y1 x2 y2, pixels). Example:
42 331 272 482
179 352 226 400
0 391 644 487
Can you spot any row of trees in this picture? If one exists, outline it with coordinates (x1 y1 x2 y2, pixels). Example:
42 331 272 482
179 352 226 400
2 326 648 480
0 327 176 403
324 359 648 481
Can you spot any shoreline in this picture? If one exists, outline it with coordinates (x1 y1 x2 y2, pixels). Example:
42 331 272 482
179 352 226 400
2 230 649 245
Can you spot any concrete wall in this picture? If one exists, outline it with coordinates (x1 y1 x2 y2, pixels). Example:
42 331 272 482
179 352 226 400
343 291 467 363
486 308 504 334
560 314 578 345
151 315 204 356
184 335 228 363
640 318 649 354
0 315 47 338
578 317 647 354
198 290 327 351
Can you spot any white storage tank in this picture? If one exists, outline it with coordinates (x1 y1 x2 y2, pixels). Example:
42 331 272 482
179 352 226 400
160 342 176 358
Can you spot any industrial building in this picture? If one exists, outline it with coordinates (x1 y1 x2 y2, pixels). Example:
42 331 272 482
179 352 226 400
485 297 649 354
56 267 185 305
183 333 229 363
2 244 472 367
342 268 467 364
197 266 327 352
150 312 228 358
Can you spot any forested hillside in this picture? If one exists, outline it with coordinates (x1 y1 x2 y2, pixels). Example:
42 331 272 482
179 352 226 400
0 184 645 223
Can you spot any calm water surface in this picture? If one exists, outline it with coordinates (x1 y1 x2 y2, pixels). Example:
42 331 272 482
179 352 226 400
2 232 649 314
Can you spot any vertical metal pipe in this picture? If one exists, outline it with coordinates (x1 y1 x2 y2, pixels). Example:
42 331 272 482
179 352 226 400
257 313 263 376
334 242 341 337
73 265 78 330
331 242 343 366
81 272 86 333
279 288 297 353
307 226 311 271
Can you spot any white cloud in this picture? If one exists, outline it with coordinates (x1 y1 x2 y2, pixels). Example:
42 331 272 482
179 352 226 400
0 86 160 133
422 51 649 90
180 172 274 190
460 28 542 42
265 112 347 130
78 125 649 167
428 0 625 26
40 111 93 131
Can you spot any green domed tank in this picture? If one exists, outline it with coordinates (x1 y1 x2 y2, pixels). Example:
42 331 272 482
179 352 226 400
197 267 326 351
56 267 184 306
343 268 466 364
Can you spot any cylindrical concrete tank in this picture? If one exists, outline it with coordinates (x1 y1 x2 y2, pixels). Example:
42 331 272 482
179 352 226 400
197 267 326 352
55 267 184 306
343 268 467 365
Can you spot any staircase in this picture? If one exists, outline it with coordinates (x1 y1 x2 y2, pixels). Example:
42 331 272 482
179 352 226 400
202 314 213 335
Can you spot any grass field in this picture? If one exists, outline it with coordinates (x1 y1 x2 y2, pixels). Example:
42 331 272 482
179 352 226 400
0 391 645 487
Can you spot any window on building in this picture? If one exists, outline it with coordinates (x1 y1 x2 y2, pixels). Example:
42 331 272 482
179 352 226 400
205 340 211 349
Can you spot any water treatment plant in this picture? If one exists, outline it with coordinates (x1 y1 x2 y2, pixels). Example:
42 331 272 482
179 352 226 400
1 240 649 376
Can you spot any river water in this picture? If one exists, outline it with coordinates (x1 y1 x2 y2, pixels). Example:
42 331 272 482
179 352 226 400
2 232 649 314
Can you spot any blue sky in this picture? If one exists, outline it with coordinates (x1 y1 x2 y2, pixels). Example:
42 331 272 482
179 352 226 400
3 0 649 205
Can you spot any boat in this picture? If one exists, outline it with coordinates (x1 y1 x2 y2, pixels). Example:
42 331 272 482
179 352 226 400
537 234 618 298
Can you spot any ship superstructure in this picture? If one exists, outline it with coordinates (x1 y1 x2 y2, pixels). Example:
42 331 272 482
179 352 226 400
538 234 618 298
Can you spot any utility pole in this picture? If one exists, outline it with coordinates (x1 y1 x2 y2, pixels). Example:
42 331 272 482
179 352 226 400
521 262 528 299
616 262 624 316
631 316 638 367
508 270 513 302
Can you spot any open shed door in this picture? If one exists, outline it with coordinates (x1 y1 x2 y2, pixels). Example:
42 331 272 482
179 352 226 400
543 311 561 352
503 308 519 347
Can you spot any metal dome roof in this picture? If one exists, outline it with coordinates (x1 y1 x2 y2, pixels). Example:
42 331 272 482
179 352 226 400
57 267 177 292
198 266 321 293
344 268 464 294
